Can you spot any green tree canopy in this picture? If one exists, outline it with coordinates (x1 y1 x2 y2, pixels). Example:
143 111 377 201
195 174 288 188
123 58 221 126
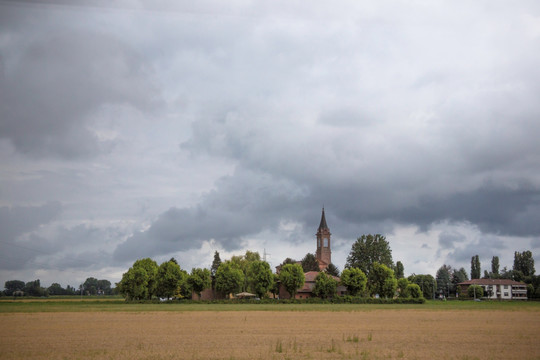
4 280 25 296
313 272 338 299
325 263 340 277
230 250 261 292
451 267 469 291
156 260 186 299
471 255 481 279
278 263 305 298
491 256 500 275
215 261 244 296
436 265 453 297
395 261 404 279
345 234 393 277
301 253 320 272
408 274 436 299
83 277 99 295
210 251 222 289
133 258 159 299
340 268 367 296
248 261 274 299
118 266 149 300
368 262 397 298
467 284 484 299
514 250 535 277
188 268 212 299
47 283 66 296
407 283 423 299
397 278 410 298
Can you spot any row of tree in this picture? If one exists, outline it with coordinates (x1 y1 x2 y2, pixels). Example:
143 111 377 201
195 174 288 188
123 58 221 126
2 277 113 297
116 234 425 301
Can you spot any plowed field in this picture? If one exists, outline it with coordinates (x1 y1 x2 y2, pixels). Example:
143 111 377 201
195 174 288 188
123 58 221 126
1 309 539 359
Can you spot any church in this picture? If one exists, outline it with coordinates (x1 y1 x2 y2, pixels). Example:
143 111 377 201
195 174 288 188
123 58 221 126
278 208 347 299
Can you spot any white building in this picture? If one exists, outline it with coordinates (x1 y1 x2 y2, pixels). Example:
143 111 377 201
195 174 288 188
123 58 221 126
458 279 527 300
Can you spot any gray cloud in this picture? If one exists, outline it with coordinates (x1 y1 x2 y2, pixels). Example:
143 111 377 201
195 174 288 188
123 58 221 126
0 27 159 158
1 1 539 285
0 202 62 242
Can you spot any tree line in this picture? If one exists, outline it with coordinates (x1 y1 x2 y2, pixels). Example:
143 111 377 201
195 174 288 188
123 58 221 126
2 277 113 297
115 234 424 301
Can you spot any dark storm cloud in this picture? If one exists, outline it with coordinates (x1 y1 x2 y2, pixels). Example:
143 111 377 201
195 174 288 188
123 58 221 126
447 236 507 265
397 183 540 237
0 202 61 270
0 222 122 271
113 168 308 262
0 27 159 158
0 202 61 242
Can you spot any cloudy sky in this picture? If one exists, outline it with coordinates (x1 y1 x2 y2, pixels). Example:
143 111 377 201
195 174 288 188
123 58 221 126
1 0 539 289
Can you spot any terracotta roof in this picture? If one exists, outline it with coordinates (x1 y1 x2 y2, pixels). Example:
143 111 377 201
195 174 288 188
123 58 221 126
458 279 526 286
304 271 340 282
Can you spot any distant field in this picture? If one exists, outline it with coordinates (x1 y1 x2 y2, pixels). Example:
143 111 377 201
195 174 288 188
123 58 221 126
1 300 539 359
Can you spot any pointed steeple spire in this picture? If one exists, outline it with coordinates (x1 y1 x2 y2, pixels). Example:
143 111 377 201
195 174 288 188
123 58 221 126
318 207 328 230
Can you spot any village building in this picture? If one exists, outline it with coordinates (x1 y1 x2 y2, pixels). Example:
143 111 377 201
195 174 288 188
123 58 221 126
457 279 528 300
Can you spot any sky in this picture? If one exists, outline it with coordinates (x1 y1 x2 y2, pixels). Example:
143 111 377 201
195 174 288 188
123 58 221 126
1 0 539 289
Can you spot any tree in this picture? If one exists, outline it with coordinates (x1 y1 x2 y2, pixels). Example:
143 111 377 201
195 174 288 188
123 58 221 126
340 268 367 296
156 260 185 300
279 258 297 266
278 263 305 298
118 266 150 300
325 263 340 277
215 261 244 296
395 261 404 279
83 277 99 295
397 278 410 298
451 267 469 292
301 253 319 272
406 283 423 299
467 285 484 299
230 250 261 292
408 274 436 299
133 258 159 299
188 268 211 300
48 283 66 296
513 251 535 277
270 273 280 299
345 234 393 277
313 272 338 299
4 280 25 296
436 265 453 298
470 255 481 279
368 262 397 298
25 279 47 297
211 251 222 290
247 261 274 299
97 279 112 295
491 256 500 276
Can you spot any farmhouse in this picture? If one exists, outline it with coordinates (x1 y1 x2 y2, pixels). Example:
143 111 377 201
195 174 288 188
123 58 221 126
458 279 528 300
278 208 347 299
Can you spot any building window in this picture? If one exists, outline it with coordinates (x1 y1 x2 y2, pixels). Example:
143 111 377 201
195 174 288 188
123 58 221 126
504 285 508 289
504 292 509 297
324 238 329 247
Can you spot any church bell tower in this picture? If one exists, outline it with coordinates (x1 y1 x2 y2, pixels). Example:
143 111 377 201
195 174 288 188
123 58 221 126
315 208 331 270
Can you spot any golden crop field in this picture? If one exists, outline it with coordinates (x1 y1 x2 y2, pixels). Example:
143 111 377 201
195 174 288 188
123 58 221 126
1 306 539 360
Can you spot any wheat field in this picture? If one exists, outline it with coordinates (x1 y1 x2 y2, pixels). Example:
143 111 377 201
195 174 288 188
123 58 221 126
1 308 539 360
